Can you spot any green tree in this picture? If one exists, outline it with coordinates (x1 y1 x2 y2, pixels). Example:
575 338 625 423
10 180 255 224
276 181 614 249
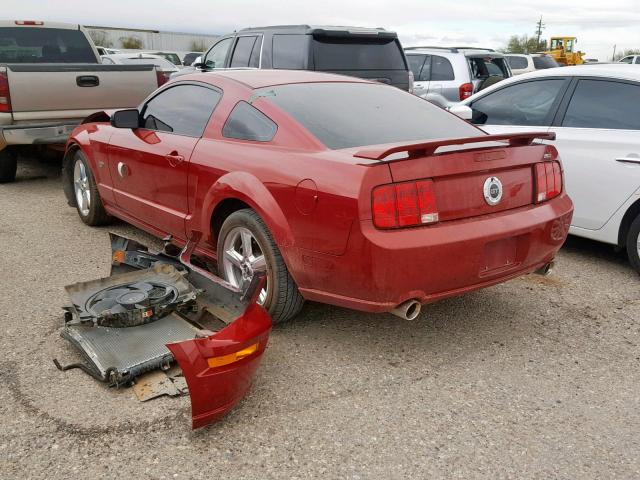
501 35 547 54
614 48 640 61
120 36 143 49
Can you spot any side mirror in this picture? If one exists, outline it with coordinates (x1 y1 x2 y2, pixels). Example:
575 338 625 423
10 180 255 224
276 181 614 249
111 109 140 129
192 57 203 68
448 104 473 121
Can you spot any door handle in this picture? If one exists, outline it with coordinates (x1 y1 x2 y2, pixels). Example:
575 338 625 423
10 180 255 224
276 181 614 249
117 162 128 178
615 154 640 164
165 153 185 167
76 75 100 87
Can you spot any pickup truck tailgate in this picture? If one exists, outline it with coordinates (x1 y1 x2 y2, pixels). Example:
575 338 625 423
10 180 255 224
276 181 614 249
6 64 157 120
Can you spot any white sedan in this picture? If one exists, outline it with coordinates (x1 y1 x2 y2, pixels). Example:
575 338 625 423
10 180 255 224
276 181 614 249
450 65 640 273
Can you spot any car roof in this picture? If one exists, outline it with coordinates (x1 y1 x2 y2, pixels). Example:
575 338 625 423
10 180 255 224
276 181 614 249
463 64 640 103
238 24 397 38
181 69 372 89
405 47 504 58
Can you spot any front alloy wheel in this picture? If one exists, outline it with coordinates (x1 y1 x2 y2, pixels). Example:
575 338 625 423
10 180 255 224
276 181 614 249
221 226 268 304
74 159 91 217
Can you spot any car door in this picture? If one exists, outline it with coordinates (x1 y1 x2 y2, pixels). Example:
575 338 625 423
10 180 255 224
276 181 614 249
549 78 640 231
467 77 570 135
407 54 430 97
428 55 456 102
108 83 222 238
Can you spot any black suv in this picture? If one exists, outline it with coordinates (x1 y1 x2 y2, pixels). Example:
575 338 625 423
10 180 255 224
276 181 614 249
185 25 412 91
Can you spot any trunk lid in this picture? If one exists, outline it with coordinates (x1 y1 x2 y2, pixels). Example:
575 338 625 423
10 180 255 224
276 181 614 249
356 132 555 222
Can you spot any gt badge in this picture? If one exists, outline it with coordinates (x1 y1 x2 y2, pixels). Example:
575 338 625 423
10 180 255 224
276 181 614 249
483 177 503 206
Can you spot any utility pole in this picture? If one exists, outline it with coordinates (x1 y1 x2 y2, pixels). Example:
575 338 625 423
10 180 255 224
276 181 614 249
535 16 545 50
612 44 617 61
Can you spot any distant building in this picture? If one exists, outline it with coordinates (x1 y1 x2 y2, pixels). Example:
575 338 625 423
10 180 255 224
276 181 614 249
86 25 219 52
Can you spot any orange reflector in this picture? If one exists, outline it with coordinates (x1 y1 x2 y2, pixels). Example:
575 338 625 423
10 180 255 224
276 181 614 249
207 343 259 368
112 250 126 264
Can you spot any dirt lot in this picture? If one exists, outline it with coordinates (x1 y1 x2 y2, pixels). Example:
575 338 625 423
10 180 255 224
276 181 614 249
1 155 639 479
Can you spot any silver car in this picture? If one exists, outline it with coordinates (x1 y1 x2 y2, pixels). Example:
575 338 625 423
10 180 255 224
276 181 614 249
404 46 512 107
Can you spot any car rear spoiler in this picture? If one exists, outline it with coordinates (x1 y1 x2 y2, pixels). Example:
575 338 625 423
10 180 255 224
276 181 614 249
353 131 556 161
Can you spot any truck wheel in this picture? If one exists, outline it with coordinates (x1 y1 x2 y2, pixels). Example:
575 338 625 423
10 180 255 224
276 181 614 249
217 209 304 324
72 151 111 226
626 214 640 275
0 148 17 183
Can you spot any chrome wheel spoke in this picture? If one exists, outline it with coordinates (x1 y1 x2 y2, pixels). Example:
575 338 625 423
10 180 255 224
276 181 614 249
249 254 266 272
240 230 253 257
224 249 244 268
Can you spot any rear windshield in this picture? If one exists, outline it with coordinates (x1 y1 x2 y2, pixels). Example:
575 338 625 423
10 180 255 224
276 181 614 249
261 82 481 149
313 36 406 70
469 57 510 78
533 56 558 69
0 27 97 63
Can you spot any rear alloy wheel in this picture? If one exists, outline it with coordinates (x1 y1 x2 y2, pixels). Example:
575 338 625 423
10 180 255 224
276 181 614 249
0 148 18 183
72 151 111 226
626 214 640 275
217 209 304 323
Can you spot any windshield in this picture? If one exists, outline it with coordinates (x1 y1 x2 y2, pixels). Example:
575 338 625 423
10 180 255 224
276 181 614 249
312 36 406 70
0 27 97 63
261 82 481 149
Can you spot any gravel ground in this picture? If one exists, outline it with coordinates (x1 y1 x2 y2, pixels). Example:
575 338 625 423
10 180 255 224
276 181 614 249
1 155 639 479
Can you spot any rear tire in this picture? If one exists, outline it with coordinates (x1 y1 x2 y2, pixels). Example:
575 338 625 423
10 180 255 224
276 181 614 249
0 148 17 183
626 214 640 275
72 151 111 226
217 209 304 323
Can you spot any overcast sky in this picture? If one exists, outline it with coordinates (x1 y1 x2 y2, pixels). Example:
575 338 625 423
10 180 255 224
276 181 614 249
6 0 640 60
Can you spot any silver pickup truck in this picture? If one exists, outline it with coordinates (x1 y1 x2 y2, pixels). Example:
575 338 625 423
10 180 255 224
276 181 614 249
0 21 161 182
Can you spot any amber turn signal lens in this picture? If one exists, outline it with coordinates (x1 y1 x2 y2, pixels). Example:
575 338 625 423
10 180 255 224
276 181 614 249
207 343 259 368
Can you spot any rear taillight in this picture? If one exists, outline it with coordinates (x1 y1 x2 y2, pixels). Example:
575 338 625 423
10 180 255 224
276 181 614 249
372 180 439 229
0 71 11 113
156 69 169 87
535 161 562 203
459 82 473 100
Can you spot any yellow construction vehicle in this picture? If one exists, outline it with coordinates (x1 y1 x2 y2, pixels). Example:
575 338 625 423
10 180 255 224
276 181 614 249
544 36 584 65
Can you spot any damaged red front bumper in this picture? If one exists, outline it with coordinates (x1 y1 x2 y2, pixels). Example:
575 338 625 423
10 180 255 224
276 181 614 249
167 303 271 429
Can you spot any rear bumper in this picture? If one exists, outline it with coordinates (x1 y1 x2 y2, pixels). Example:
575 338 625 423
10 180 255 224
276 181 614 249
298 194 573 312
0 121 80 147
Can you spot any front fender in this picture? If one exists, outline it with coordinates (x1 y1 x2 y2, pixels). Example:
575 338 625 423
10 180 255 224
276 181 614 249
200 171 295 249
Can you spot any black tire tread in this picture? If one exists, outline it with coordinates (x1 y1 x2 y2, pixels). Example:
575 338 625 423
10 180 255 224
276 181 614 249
626 214 640 275
0 148 17 183
218 209 304 323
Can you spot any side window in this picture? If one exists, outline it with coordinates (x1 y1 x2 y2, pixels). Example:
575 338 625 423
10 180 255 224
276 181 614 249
620 56 633 64
204 37 233 68
249 36 262 68
430 55 454 81
562 79 640 130
230 36 258 67
469 79 566 126
272 34 308 69
142 85 222 137
407 55 426 81
507 56 528 70
636 57 640 64
222 101 277 142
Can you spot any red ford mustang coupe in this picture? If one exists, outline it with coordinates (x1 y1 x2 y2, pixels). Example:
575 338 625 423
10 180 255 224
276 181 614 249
63 70 573 323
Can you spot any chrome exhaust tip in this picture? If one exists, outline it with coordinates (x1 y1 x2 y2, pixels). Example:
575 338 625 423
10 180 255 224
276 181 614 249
390 300 421 321
535 261 555 276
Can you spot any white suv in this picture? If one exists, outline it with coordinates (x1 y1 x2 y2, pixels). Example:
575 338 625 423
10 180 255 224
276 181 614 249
450 65 640 273
505 53 559 75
